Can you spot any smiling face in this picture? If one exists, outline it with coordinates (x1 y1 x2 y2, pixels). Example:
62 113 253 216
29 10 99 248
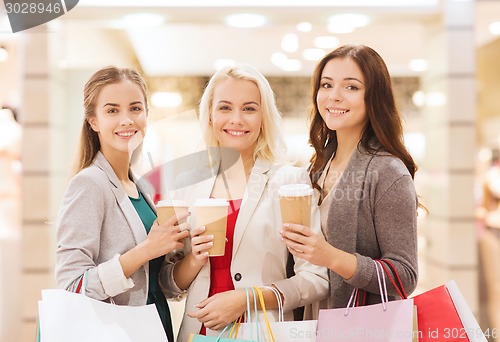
210 77 263 159
88 79 147 159
316 57 367 138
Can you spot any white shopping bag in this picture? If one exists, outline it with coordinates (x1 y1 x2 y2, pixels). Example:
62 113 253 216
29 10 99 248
234 320 317 342
208 285 317 342
38 289 167 342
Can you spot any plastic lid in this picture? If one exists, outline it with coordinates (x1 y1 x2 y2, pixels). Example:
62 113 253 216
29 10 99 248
156 200 189 207
277 184 313 197
193 198 229 207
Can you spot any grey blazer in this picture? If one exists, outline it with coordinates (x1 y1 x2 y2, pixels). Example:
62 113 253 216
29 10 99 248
161 158 329 342
55 152 155 306
321 145 419 308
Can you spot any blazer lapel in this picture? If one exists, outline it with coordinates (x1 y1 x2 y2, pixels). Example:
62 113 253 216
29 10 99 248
93 152 147 245
232 158 270 255
135 176 157 214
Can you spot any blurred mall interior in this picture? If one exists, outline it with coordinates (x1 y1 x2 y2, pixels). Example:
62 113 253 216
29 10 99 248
1 0 500 340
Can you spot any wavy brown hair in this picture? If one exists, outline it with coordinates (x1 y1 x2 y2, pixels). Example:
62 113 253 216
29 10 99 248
309 45 417 188
76 66 148 173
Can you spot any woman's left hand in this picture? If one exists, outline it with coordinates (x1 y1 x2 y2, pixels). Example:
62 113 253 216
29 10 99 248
187 289 246 331
280 223 332 268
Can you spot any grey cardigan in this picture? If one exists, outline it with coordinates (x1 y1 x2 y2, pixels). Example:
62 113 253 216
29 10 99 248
55 152 155 306
320 145 418 308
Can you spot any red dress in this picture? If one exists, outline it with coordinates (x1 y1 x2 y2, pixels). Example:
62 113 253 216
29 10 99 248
200 198 242 335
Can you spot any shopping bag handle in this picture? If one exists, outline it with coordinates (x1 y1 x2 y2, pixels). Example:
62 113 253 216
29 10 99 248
228 287 277 341
378 259 407 299
253 287 276 342
345 260 389 316
70 270 117 304
228 287 260 341
261 286 284 322
70 270 88 294
374 260 389 309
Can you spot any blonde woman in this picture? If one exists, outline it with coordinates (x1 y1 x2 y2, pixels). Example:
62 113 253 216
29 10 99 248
163 64 329 341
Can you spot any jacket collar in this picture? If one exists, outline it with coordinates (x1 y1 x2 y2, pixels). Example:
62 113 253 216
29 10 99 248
92 151 149 245
232 158 271 254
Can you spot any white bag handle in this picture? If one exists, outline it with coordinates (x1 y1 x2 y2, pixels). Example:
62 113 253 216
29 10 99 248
373 259 388 310
344 259 389 316
261 286 284 322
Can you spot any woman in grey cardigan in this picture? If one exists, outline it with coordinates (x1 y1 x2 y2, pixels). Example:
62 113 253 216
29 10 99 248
281 45 420 308
55 67 190 340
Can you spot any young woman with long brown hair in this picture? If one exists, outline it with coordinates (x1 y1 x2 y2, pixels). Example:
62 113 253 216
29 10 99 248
281 45 420 307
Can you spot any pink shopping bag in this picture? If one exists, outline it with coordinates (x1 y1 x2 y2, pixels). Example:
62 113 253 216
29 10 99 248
316 260 414 342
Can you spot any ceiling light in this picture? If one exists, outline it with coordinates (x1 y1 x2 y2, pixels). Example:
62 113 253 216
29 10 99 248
327 23 355 34
302 48 326 61
297 22 312 32
225 13 267 28
122 13 165 27
213 59 235 70
271 52 288 67
151 92 182 108
281 33 299 53
412 91 426 107
79 0 440 8
280 59 302 72
489 21 500 35
426 92 447 107
0 47 8 62
328 13 370 33
409 59 428 72
313 36 340 49
328 13 371 28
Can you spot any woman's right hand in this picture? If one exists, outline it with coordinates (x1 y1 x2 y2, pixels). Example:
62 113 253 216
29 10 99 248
120 211 191 279
172 224 214 290
189 225 214 267
145 211 190 260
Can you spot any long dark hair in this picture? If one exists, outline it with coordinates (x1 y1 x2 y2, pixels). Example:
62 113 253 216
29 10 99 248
309 45 417 187
76 66 148 173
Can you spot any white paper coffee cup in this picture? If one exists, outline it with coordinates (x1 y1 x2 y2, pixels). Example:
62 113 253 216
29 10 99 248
193 198 229 256
278 184 313 226
156 200 189 225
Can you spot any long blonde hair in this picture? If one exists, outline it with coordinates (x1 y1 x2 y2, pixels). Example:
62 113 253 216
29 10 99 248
76 66 148 173
198 64 286 163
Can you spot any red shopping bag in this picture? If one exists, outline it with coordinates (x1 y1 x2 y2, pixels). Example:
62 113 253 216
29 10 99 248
379 260 487 342
412 284 468 341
